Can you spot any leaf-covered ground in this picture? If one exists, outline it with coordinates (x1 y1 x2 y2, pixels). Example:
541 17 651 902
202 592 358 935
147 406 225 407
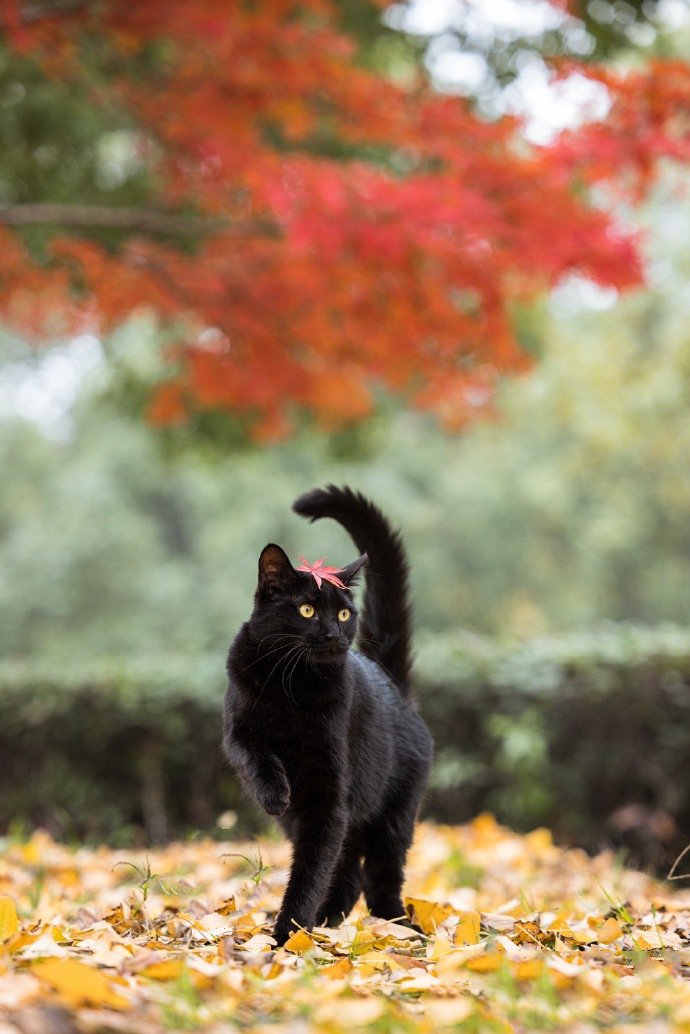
2 816 690 1032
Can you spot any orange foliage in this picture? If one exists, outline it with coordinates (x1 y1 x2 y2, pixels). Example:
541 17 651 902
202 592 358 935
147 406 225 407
1 1 689 435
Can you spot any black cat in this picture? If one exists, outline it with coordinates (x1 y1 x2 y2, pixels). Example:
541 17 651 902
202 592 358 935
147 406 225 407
223 485 433 946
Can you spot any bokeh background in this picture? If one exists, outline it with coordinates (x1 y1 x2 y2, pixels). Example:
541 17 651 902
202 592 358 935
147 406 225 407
2 0 690 871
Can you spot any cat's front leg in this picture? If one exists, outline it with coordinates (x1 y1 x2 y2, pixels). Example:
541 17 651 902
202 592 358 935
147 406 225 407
224 730 291 817
273 802 347 946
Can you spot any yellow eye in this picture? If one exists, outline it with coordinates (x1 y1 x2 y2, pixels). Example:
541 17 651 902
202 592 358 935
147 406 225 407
338 608 351 622
299 603 315 619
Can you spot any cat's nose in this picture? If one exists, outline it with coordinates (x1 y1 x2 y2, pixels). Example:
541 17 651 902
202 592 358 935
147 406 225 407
324 626 340 641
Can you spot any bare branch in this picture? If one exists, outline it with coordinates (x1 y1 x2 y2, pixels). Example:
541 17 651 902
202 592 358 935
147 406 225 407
11 1 90 25
0 203 280 239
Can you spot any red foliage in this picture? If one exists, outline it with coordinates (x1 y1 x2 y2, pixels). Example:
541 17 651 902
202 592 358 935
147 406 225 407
2 1 689 436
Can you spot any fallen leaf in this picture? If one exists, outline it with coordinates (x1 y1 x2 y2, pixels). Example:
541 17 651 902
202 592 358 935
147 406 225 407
138 958 186 981
320 957 353 980
405 897 454 934
0 897 19 942
283 929 315 953
32 958 130 1009
430 930 455 960
454 910 481 945
397 966 440 991
465 951 505 973
598 918 623 944
513 958 544 981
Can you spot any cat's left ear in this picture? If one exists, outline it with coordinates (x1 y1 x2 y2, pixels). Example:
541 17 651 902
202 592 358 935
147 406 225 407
258 543 297 594
340 553 368 587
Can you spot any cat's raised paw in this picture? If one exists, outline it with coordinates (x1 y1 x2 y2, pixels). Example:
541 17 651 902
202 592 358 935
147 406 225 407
257 779 290 816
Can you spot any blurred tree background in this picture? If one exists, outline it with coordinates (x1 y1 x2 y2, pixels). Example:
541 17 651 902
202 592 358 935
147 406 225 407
1 0 690 858
2 175 689 654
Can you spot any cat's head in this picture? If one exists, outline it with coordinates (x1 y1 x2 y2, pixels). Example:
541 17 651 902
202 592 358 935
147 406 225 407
250 543 367 663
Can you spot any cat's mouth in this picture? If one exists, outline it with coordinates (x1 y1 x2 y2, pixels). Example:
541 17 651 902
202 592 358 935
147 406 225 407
308 644 346 663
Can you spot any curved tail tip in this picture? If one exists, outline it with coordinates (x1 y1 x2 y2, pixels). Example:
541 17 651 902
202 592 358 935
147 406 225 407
292 486 336 520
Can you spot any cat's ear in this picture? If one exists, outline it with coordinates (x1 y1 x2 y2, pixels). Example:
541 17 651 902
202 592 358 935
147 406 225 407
340 553 368 587
258 544 297 594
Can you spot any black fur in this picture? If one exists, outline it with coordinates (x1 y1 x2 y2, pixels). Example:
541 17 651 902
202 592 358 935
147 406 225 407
293 485 414 690
222 486 433 946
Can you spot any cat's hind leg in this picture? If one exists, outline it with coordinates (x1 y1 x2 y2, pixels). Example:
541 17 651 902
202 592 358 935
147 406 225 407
317 839 363 927
361 784 422 922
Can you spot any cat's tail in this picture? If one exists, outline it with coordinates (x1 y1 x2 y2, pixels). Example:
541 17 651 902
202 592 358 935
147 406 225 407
293 484 413 695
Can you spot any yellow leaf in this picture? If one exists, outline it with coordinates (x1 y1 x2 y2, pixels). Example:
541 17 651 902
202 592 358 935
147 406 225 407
350 928 376 955
513 958 544 981
405 897 454 934
240 933 275 952
399 969 439 992
550 969 576 991
57 869 80 889
196 912 235 938
436 948 482 975
217 897 237 916
548 921 574 938
465 951 505 973
356 963 378 978
470 813 501 845
320 957 353 980
233 912 264 936
8 932 40 954
454 911 481 946
259 961 283 980
367 918 420 941
32 958 130 1010
598 918 623 944
0 898 19 942
20 838 42 866
569 928 597 945
284 929 315 953
547 909 572 932
525 828 553 854
356 949 394 968
431 931 455 960
139 958 186 981
103 905 128 935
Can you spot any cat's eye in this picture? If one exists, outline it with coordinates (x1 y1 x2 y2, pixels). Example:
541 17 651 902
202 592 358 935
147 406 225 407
338 608 351 622
299 603 315 619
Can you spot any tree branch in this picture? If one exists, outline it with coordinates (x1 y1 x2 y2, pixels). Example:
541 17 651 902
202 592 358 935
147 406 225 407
14 0 90 25
0 203 280 239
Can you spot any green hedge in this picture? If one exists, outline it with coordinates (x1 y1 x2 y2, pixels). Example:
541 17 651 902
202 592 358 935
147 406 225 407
2 625 690 869
417 625 690 870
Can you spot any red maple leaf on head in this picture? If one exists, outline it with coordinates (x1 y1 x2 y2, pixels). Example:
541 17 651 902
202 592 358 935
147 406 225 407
296 556 346 590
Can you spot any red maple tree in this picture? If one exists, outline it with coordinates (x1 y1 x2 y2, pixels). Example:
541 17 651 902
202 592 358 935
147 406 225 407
1 1 689 439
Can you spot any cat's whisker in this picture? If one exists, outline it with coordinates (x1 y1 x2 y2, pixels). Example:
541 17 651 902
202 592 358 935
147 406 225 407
236 640 300 674
283 647 307 707
236 633 305 674
256 642 303 702
282 645 308 709
258 632 302 647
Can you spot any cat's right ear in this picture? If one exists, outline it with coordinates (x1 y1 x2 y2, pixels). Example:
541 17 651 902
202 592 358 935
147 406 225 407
258 544 296 595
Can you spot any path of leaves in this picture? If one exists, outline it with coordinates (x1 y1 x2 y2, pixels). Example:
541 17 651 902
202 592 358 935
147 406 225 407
2 816 690 1032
